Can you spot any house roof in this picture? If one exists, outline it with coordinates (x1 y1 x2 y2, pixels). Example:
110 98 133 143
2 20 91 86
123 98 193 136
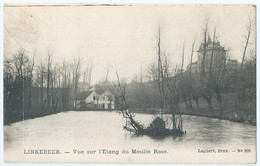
95 88 104 95
74 91 93 100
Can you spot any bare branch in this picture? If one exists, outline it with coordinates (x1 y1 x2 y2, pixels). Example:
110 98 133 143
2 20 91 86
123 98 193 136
241 16 252 69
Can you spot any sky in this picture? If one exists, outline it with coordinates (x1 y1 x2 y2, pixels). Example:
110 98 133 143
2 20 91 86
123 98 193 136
4 4 256 84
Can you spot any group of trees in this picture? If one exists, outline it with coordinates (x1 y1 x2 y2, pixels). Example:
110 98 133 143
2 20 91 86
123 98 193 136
4 49 92 124
113 19 255 124
178 19 256 123
4 17 255 125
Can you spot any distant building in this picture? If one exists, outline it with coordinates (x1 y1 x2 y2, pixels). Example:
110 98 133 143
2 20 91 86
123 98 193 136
73 87 114 109
197 37 227 72
187 37 239 74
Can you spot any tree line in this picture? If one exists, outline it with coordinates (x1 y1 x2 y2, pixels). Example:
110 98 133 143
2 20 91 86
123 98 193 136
4 49 92 124
4 18 255 125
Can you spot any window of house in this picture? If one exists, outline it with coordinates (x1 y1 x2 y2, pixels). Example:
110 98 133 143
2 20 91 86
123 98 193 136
93 96 95 100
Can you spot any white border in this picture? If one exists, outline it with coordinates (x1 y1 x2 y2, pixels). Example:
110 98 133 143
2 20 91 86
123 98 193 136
0 0 259 166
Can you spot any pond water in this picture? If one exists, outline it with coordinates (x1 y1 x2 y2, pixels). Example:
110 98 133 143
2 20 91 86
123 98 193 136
4 111 256 163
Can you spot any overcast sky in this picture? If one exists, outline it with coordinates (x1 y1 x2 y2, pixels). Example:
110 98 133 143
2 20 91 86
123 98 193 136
4 4 256 84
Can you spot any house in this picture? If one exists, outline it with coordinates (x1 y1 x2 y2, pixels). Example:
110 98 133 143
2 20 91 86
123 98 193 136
73 87 115 109
73 90 99 109
99 90 115 109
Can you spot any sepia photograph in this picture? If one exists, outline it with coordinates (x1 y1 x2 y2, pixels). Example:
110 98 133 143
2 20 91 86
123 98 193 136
3 3 256 163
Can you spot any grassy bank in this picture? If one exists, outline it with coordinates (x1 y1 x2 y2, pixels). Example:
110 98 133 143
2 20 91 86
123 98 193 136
130 93 256 125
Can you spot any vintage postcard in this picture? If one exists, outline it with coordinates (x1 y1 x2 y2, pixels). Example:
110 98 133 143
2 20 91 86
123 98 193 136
3 4 256 163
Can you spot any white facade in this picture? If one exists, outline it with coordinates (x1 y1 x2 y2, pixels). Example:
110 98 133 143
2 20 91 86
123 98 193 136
74 88 114 109
99 90 115 109
85 91 99 108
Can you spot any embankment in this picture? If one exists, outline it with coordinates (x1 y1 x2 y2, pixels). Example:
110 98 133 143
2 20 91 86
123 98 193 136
130 93 256 125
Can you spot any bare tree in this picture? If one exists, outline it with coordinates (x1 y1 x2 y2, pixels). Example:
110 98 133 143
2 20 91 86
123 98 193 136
151 26 185 131
7 49 35 119
147 62 158 81
46 51 52 110
105 65 110 82
73 56 82 95
202 25 228 113
88 63 93 86
179 42 193 111
188 36 196 111
157 26 166 111
201 19 209 76
199 19 215 111
28 50 36 110
39 59 45 111
163 63 182 130
181 42 185 72
241 17 252 69
209 27 217 75
114 69 144 134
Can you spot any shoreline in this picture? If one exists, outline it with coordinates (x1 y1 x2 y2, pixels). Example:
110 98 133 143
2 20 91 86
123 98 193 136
4 108 256 126
129 109 256 126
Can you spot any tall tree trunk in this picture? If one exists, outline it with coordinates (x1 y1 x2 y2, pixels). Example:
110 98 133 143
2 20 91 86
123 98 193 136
194 98 201 111
188 37 196 112
216 92 223 115
203 95 213 111
241 18 252 69
41 63 44 112
201 21 208 76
